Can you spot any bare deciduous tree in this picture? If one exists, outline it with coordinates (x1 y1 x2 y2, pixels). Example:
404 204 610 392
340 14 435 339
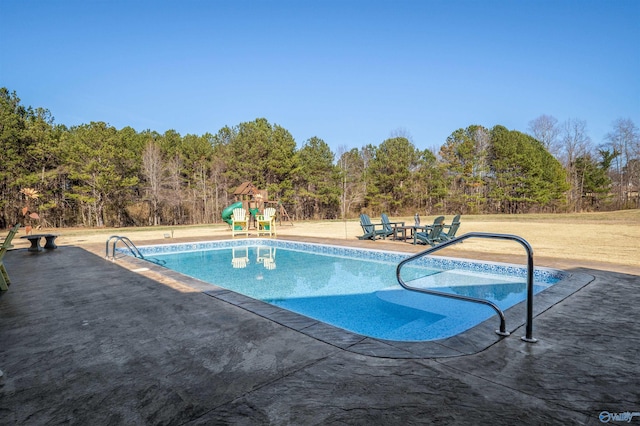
337 146 365 218
141 141 166 226
165 155 185 225
606 118 640 207
560 118 592 211
528 114 561 157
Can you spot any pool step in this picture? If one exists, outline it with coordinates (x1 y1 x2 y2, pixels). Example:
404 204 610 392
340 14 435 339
375 286 493 339
404 269 522 289
376 286 449 314
376 269 523 314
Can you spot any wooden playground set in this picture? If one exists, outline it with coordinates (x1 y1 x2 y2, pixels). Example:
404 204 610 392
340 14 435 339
221 182 292 228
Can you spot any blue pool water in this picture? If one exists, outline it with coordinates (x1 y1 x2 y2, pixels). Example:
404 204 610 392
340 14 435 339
133 239 564 342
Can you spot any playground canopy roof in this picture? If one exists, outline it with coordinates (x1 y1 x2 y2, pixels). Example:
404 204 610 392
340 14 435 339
234 182 268 201
234 182 259 196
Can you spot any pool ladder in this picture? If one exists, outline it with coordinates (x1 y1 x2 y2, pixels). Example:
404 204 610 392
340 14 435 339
396 232 537 343
105 236 145 261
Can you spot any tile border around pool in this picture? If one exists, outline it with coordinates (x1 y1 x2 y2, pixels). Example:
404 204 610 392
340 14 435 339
132 238 567 282
116 239 594 359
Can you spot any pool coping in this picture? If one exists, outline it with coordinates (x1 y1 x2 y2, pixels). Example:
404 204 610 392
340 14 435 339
117 239 595 359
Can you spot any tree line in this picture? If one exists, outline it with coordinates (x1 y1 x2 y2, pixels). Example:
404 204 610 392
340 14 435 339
1 87 638 229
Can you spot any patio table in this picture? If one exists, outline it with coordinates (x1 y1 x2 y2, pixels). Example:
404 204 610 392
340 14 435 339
392 226 414 242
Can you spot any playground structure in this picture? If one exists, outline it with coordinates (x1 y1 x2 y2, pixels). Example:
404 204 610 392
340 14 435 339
221 182 292 229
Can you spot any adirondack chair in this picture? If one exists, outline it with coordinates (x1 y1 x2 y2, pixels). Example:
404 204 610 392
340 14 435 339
357 214 390 240
257 207 277 237
415 216 445 246
231 208 249 237
439 214 461 241
380 213 404 238
1 224 20 291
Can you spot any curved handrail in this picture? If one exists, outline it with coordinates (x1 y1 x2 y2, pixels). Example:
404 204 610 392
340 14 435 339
396 232 537 342
106 235 145 260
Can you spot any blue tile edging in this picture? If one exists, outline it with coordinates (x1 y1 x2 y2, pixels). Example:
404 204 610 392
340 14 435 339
123 238 567 284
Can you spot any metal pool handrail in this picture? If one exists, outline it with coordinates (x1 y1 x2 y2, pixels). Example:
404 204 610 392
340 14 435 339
396 232 537 343
105 235 145 260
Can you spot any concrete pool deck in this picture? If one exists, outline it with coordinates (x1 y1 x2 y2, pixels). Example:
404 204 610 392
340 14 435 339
1 239 639 424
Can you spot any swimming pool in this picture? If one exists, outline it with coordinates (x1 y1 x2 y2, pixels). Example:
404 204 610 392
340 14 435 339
132 239 566 342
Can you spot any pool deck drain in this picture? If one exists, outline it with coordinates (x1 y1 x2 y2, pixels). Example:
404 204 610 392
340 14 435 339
1 244 639 424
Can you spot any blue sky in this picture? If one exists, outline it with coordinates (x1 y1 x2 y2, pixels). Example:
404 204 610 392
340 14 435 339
2 0 639 153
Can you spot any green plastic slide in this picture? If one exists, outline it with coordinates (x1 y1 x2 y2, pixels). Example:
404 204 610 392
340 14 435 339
221 201 243 224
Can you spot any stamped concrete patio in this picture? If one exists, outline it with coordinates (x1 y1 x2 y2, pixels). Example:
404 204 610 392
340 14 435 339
1 239 639 425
